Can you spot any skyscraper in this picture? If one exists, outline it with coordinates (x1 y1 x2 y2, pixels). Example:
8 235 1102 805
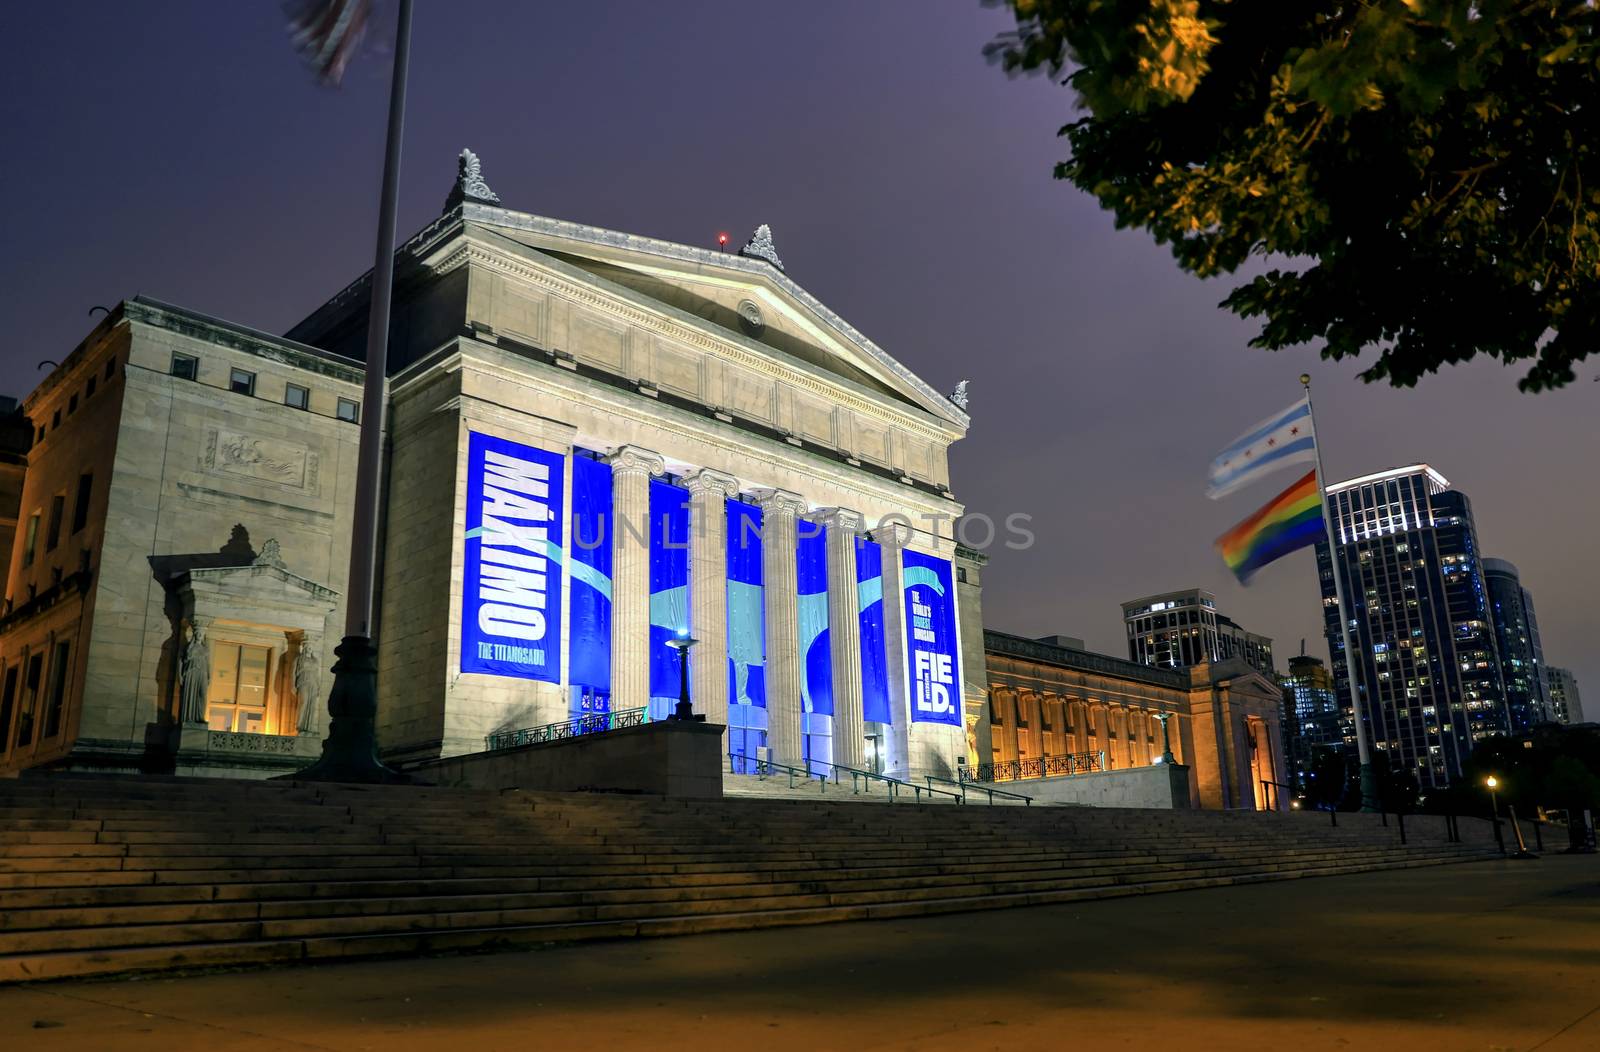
1316 465 1508 790
1280 653 1343 788
1547 667 1585 725
1483 558 1550 729
1122 588 1275 675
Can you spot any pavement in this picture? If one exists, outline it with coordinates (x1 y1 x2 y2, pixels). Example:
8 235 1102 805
2 854 1597 1052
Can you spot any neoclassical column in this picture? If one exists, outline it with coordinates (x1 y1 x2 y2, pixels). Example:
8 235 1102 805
756 488 806 766
606 445 664 712
1005 688 1023 762
1095 700 1111 767
876 521 913 777
818 508 866 770
686 469 739 740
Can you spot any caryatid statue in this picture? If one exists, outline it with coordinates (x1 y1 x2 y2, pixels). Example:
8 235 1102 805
179 624 210 725
295 644 322 735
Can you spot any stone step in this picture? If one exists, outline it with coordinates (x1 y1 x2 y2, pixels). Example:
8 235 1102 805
0 843 1486 934
0 843 1485 955
0 838 1432 887
0 846 1497 983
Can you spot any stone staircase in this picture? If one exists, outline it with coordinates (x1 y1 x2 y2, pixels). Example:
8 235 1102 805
0 774 1501 984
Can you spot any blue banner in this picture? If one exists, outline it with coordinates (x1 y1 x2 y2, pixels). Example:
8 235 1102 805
726 499 766 770
726 500 766 709
568 455 612 693
648 480 690 708
797 520 833 717
460 431 564 681
856 537 891 724
902 549 961 726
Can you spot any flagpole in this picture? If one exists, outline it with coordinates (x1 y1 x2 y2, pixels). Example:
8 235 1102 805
294 0 413 783
1300 373 1378 812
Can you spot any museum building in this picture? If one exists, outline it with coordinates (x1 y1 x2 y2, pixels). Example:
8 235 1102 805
0 151 979 782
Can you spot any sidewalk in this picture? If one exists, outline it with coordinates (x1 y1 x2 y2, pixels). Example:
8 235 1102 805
3 855 1596 1051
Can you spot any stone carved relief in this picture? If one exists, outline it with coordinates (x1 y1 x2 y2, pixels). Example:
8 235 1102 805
203 430 319 491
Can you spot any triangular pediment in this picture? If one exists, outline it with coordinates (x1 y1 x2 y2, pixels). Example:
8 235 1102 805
449 206 967 430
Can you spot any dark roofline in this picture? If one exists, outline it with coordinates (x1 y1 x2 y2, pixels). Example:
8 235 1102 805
984 629 1189 690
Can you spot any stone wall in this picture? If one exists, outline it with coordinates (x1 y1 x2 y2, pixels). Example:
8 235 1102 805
976 763 1193 809
416 719 724 798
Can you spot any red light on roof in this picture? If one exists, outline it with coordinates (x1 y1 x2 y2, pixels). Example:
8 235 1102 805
717 232 729 245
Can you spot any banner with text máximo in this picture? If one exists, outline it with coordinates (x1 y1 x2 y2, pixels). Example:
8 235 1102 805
460 431 565 681
901 549 961 726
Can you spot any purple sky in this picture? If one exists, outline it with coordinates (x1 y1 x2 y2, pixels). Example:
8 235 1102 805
2 2 1593 700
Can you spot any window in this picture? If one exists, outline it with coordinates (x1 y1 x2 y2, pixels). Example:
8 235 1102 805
68 394 78 415
956 567 968 583
17 652 43 747
86 377 96 399
283 383 311 410
51 409 60 429
105 357 116 379
22 511 39 567
0 665 18 754
45 494 65 552
43 641 70 739
171 353 198 380
229 369 256 396
206 642 272 733
336 397 360 424
72 473 92 534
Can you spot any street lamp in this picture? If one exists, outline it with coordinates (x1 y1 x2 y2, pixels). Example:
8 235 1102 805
665 633 703 722
1153 711 1176 765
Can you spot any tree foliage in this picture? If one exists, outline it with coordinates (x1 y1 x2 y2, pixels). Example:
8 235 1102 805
987 1 1600 390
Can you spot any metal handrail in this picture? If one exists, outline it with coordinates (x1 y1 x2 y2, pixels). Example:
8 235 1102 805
486 706 649 751
728 753 829 792
806 758 965 803
728 753 961 804
926 773 1032 806
1260 779 1294 812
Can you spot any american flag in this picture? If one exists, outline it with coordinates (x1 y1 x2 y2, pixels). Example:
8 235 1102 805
285 0 373 85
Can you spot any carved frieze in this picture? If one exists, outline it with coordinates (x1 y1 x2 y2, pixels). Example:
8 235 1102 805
207 731 298 754
202 429 319 491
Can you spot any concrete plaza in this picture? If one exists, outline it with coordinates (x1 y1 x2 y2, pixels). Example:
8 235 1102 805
2 854 1596 1051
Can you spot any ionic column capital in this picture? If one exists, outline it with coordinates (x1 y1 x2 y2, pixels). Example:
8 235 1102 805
873 518 913 549
685 468 740 499
814 506 865 533
754 487 806 518
607 445 665 478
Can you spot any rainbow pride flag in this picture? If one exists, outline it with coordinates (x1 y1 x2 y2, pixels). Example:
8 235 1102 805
1216 468 1323 583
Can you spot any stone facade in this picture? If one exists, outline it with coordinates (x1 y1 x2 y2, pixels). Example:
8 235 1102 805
982 631 1290 810
1 162 975 783
0 300 369 776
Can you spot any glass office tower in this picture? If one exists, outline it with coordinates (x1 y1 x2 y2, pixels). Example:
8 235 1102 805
1280 654 1342 788
1315 465 1509 790
1482 557 1550 730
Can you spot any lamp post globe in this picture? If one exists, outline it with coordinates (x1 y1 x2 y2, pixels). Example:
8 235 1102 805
666 634 703 722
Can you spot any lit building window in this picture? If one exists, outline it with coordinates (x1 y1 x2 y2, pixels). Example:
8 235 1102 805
206 642 272 733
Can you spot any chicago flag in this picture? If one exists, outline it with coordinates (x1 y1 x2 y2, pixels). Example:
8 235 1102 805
1206 398 1316 499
